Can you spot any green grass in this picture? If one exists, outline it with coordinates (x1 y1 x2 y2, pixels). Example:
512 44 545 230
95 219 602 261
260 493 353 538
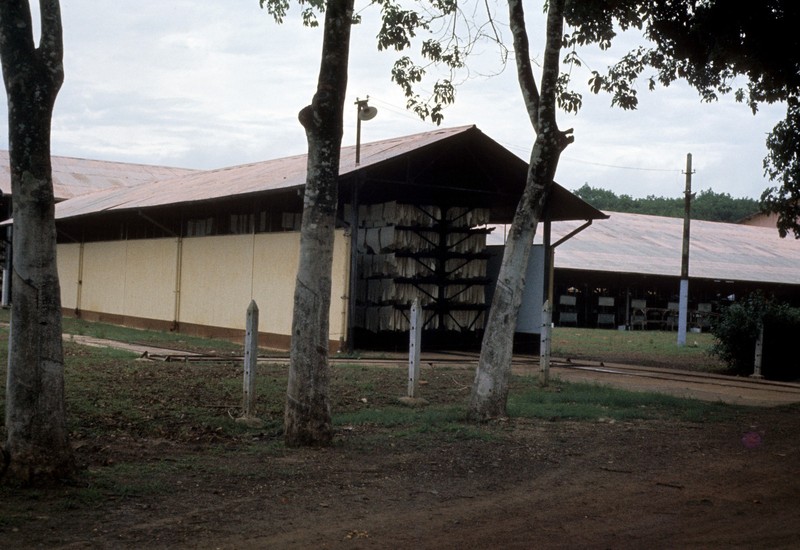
0 320 736 445
0 314 771 548
0 319 740 454
0 317 754 521
336 405 466 429
551 326 725 371
63 316 245 355
331 374 733 431
508 378 734 423
0 305 247 355
0 307 722 369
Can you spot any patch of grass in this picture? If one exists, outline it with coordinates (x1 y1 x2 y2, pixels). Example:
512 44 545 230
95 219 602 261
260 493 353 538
2 324 738 449
551 327 725 371
2 322 741 440
79 458 202 501
334 399 502 447
0 315 775 547
407 416 496 441
221 368 287 418
509 377 735 423
60 316 245 355
336 404 464 429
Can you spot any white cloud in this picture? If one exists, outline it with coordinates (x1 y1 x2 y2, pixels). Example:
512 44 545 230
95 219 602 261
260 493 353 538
0 1 786 201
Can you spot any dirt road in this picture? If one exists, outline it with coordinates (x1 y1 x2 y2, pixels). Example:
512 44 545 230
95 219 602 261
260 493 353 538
546 360 800 406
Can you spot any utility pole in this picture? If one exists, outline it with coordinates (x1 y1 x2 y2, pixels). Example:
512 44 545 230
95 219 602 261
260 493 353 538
678 153 694 346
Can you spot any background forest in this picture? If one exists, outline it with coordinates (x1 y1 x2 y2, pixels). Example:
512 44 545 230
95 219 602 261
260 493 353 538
572 184 760 222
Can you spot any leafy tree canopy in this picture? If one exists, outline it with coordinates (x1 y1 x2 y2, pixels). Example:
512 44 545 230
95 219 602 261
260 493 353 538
261 0 479 124
573 183 759 223
260 0 800 236
564 0 800 238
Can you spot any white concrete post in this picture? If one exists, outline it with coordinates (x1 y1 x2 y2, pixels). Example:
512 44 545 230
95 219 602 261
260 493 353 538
751 324 764 379
408 298 422 398
243 300 259 417
539 300 552 386
677 278 689 346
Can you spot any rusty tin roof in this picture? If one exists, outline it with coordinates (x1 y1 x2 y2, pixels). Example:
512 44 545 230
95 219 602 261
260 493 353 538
0 150 196 201
53 126 606 224
503 211 800 286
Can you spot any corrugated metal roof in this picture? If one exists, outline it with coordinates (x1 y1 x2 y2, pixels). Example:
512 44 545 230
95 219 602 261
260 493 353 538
490 211 800 286
53 125 606 223
54 126 477 220
0 150 196 200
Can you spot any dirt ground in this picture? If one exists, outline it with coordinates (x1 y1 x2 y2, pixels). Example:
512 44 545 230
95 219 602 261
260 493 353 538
2 343 800 549
4 407 799 549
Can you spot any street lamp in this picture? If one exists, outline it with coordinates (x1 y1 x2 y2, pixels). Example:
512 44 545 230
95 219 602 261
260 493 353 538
355 97 377 165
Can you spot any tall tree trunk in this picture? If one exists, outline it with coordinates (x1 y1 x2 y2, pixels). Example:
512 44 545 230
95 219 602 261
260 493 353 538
284 0 354 447
1 0 74 483
468 0 573 421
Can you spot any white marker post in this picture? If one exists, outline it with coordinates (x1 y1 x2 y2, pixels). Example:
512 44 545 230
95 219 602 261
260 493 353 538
751 324 764 379
539 300 552 386
408 298 422 398
238 300 262 426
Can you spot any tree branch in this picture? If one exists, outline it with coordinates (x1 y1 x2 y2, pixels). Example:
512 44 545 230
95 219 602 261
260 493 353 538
300 0 353 135
538 0 565 132
0 1 36 73
38 0 64 69
507 0 539 133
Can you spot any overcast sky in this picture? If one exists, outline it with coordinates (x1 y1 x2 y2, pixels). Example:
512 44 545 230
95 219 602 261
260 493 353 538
0 1 786 200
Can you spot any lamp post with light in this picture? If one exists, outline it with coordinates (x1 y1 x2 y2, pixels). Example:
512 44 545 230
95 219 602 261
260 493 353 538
348 97 378 351
355 97 377 165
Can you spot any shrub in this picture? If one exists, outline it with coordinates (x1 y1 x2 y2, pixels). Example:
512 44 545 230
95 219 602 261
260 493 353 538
762 307 800 381
711 293 800 380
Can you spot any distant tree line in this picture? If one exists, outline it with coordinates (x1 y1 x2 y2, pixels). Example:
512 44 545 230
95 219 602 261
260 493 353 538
572 184 760 223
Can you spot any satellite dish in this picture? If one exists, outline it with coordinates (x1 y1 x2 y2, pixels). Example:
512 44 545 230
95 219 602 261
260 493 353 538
358 105 378 121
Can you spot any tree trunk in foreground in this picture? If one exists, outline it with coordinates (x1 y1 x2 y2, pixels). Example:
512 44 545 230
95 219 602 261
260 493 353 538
468 0 573 421
1 0 74 484
284 0 354 447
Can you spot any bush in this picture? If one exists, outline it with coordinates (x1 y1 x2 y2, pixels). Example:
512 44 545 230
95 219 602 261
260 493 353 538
711 293 800 380
762 307 800 381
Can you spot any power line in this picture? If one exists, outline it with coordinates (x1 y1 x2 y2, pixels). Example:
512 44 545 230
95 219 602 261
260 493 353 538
500 140 680 173
365 96 681 175
560 156 681 173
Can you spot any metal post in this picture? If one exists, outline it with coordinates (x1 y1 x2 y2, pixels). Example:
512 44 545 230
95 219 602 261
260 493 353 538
355 97 376 166
242 300 259 418
355 108 363 165
346 178 360 352
408 298 422 398
544 220 553 306
539 300 552 386
678 153 694 346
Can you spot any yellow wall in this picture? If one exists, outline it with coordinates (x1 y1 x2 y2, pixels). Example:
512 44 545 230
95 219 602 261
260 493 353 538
56 230 350 345
59 239 178 321
250 231 350 342
252 233 299 336
179 235 255 329
80 241 127 314
123 239 178 322
57 243 82 310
